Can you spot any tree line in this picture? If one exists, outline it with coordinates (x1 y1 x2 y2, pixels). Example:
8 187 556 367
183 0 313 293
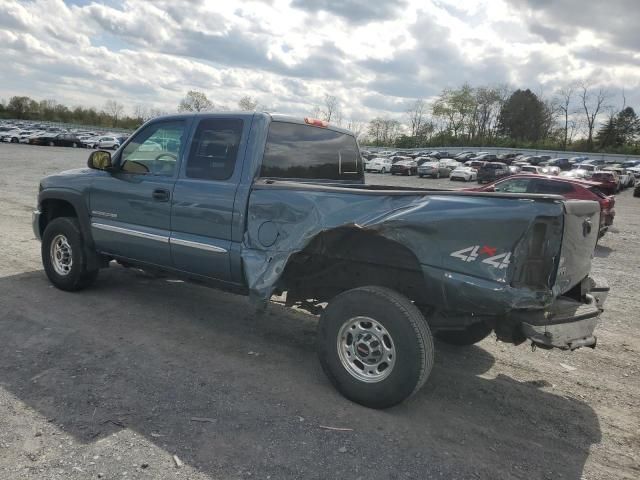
3 86 638 154
0 96 166 130
365 83 640 154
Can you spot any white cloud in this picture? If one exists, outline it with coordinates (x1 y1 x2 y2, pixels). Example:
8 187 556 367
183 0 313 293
0 0 638 123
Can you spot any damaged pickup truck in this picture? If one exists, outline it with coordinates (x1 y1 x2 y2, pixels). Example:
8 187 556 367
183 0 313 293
33 112 609 408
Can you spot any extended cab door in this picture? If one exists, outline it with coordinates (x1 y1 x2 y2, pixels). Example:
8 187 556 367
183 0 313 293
89 119 188 266
169 117 247 281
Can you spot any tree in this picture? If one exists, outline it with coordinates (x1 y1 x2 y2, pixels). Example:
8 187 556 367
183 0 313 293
322 94 339 122
7 96 33 119
405 99 427 138
431 84 476 140
615 107 639 146
367 117 401 146
104 100 124 127
178 90 214 112
579 84 609 150
498 89 548 142
238 96 259 111
555 86 574 150
595 113 617 148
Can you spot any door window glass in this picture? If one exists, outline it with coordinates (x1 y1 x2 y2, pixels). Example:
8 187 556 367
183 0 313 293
532 181 574 194
120 121 185 176
494 179 531 193
185 119 244 180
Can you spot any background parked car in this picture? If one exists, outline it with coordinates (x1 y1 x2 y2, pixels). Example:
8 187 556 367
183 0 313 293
520 165 545 174
439 158 462 172
418 161 449 178
449 166 477 182
53 134 83 148
543 158 572 170
471 174 615 236
94 136 120 150
477 162 509 184
471 153 498 161
366 157 392 173
590 171 620 194
390 159 418 175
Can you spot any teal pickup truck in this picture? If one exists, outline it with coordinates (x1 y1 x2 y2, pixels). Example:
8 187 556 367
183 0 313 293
33 112 608 408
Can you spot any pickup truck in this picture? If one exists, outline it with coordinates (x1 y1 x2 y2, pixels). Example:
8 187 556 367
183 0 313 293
33 112 608 408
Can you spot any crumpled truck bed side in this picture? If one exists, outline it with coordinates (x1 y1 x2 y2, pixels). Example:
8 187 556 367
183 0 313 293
241 183 567 315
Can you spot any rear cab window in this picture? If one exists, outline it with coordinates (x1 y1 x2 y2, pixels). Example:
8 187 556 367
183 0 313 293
260 121 363 183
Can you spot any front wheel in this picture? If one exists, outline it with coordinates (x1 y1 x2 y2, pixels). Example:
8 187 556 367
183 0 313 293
317 286 434 409
380 168 386 174
42 217 99 291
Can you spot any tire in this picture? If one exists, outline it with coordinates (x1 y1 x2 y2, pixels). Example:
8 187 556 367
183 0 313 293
42 217 99 291
11 137 18 143
48 141 54 147
419 174 424 178
317 286 434 409
72 142 77 148
112 144 119 150
381 168 386 174
436 322 492 346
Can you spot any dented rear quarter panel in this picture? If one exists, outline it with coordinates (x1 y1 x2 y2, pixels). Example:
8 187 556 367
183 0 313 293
242 182 568 314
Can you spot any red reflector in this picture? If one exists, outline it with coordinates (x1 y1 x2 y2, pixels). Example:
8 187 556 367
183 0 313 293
304 117 329 128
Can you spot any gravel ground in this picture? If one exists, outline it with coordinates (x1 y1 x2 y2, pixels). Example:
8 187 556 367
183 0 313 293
0 143 638 480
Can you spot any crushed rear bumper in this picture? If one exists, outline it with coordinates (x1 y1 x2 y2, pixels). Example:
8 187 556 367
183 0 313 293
513 277 609 350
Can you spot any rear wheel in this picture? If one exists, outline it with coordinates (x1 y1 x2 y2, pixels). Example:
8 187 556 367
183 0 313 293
42 217 99 291
436 322 492 346
380 168 386 174
317 286 434 409
48 141 54 146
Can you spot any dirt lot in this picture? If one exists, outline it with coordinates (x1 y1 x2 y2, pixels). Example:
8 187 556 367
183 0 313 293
0 142 638 479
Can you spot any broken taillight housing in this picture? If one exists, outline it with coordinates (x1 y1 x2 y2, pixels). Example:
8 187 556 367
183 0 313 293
511 218 562 290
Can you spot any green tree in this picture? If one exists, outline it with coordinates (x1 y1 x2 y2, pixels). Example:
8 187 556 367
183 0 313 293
178 90 214 112
498 89 548 142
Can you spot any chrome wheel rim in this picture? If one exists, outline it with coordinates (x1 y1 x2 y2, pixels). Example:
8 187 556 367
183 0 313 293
50 234 73 276
337 316 396 383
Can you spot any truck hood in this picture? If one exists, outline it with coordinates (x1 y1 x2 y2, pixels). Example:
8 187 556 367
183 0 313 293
41 168 102 191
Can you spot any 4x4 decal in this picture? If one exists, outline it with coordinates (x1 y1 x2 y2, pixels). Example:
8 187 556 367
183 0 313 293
450 246 511 269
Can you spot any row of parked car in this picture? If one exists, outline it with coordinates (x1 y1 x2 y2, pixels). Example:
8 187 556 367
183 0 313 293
362 149 640 195
0 120 128 150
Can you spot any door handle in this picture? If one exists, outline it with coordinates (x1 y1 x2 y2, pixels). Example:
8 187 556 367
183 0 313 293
152 189 170 202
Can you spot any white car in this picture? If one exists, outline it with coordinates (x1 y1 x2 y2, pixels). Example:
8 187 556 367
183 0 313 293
366 157 392 173
439 158 462 171
449 166 477 182
540 166 561 176
520 165 545 175
1 129 22 143
94 136 120 150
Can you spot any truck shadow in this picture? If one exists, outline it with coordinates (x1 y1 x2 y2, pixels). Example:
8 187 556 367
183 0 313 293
0 268 601 479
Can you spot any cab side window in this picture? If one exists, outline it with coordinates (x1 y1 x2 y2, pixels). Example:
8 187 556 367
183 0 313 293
120 121 185 176
494 179 531 193
185 119 244 181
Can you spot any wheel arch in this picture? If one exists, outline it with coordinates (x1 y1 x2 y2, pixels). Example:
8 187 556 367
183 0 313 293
277 226 431 307
38 190 103 270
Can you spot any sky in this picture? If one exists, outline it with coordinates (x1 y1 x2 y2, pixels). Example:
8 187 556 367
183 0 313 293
1 0 639 123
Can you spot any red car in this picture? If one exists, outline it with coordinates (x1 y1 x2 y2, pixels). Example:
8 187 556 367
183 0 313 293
469 174 615 235
589 171 620 195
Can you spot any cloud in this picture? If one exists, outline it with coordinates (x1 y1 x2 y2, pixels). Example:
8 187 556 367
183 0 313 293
0 0 637 127
290 0 409 23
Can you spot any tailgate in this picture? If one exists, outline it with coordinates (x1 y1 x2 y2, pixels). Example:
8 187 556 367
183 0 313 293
554 200 600 294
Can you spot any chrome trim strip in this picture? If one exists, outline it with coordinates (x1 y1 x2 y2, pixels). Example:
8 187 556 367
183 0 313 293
91 222 169 243
170 237 227 254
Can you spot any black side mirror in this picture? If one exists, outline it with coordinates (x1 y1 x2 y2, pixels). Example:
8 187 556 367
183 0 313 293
88 150 113 171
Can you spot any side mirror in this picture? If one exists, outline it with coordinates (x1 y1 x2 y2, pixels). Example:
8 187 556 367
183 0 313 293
88 150 113 171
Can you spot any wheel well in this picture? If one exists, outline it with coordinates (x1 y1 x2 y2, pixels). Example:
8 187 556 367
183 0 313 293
278 227 429 306
39 199 78 236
